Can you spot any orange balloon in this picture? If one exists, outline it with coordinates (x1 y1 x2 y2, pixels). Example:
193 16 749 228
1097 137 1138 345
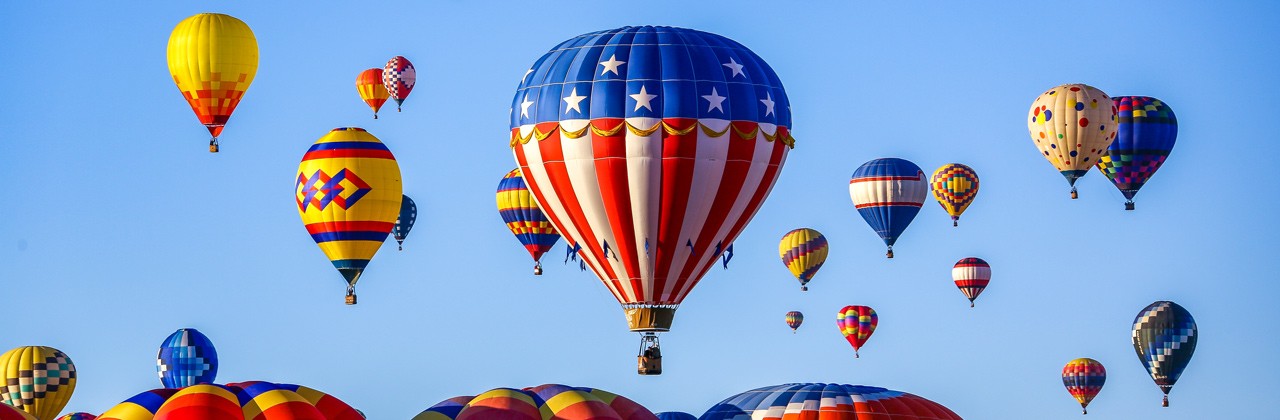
154 385 244 420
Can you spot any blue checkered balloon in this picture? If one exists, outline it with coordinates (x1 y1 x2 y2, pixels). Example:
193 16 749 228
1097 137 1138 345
1131 301 1197 407
156 328 218 388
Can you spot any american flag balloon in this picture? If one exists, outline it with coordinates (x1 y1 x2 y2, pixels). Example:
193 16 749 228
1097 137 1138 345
510 26 793 339
382 56 416 111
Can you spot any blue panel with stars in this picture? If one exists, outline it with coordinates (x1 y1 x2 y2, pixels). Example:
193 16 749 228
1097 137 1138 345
511 26 791 128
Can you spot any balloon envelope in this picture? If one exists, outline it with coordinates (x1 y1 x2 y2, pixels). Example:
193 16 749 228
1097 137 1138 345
56 414 95 420
153 385 244 420
952 257 991 307
1027 84 1118 196
0 405 35 420
930 163 979 226
701 383 960 420
226 382 326 420
412 396 473 420
166 13 258 144
455 389 540 420
295 127 403 302
849 158 927 257
1096 96 1177 209
654 413 695 420
836 306 877 357
785 311 803 332
510 26 793 333
1132 301 1197 406
272 384 363 420
383 56 416 110
97 389 179 420
1062 358 1106 414
156 328 218 389
496 169 560 270
0 346 77 420
355 69 389 118
394 195 417 250
778 228 827 290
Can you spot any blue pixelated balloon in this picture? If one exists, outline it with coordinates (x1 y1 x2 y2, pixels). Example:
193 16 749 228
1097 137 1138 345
156 328 218 388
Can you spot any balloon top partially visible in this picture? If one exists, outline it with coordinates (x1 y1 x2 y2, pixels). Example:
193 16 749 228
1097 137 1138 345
511 26 790 128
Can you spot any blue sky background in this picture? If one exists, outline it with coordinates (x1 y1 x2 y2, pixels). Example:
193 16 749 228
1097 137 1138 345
2 1 1277 418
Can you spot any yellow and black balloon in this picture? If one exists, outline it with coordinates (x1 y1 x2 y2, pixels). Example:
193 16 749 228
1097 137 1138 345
0 346 76 420
296 128 402 304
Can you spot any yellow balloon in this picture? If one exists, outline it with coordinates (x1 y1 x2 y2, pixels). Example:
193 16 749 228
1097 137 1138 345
778 228 828 291
0 346 76 420
296 128 402 304
1027 84 1118 198
167 13 259 152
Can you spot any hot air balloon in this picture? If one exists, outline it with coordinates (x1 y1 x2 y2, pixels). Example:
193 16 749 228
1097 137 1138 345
529 385 655 420
1063 358 1106 415
412 396 472 420
930 163 979 226
295 127 403 304
394 195 417 251
455 389 540 420
383 56 416 112
701 383 961 420
1132 301 1197 407
167 13 259 153
226 382 326 420
355 69 389 119
778 228 827 291
0 405 34 420
952 257 991 307
156 328 218 389
1027 84 1118 198
510 26 793 374
655 413 695 420
836 306 877 358
56 414 94 420
849 158 927 258
272 384 363 420
785 311 803 333
97 389 179 420
1096 96 1177 210
496 169 560 275
0 346 77 420
153 384 244 420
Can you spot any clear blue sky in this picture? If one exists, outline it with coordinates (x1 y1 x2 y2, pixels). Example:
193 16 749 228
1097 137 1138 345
2 1 1277 418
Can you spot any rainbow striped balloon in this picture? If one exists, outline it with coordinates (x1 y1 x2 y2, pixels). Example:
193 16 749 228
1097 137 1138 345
496 169 560 275
55 414 94 420
456 389 541 420
836 306 877 358
785 311 804 333
1062 358 1106 415
930 163 979 227
778 228 828 291
952 257 991 307
296 127 402 304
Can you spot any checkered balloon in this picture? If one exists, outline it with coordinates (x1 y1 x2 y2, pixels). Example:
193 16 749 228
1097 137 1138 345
383 56 416 111
156 328 218 389
1132 300 1197 407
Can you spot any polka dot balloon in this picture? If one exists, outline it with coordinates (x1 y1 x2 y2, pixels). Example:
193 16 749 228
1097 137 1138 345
1027 83 1118 198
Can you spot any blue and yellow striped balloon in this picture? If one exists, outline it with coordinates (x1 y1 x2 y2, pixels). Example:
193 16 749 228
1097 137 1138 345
296 127 402 304
778 228 828 291
496 169 560 275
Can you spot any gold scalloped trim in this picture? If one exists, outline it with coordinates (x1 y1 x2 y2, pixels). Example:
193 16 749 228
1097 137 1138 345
560 124 590 139
512 129 534 146
533 126 556 142
590 122 626 137
731 124 758 140
662 121 697 136
511 122 795 149
626 121 663 137
699 123 730 138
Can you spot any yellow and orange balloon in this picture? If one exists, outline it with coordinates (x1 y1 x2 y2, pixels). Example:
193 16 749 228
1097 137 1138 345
296 128 402 304
167 13 259 152
355 69 389 119
0 346 76 420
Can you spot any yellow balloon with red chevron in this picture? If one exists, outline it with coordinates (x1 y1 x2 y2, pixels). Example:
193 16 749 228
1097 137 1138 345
295 127 402 304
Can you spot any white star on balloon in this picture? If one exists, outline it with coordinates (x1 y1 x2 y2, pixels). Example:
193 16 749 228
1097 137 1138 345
520 94 534 118
760 92 776 116
630 86 657 112
563 87 587 114
701 87 727 113
723 57 745 78
599 54 626 76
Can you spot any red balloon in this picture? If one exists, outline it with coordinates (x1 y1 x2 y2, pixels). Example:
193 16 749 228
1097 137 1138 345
154 384 244 420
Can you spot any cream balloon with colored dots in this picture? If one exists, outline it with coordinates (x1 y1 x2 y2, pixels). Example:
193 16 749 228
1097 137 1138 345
1027 83 1118 199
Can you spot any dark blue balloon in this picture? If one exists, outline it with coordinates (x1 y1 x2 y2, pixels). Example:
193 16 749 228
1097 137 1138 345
156 328 218 388
656 412 697 420
394 195 417 250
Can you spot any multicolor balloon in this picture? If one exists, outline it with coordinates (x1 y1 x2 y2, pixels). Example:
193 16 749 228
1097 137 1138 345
849 158 927 258
701 383 961 419
509 26 792 366
394 194 417 251
1062 358 1106 415
97 389 179 420
654 413 695 420
355 69 389 119
153 384 244 420
785 311 803 333
166 13 259 153
455 388 540 420
836 306 877 358
0 346 77 420
295 127 403 304
382 56 416 112
56 414 95 420
496 169 560 275
1027 84 1118 198
271 384 363 420
0 405 34 420
952 257 991 307
411 396 472 420
1095 96 1177 210
778 228 828 291
1132 301 1197 407
227 382 326 420
156 328 218 389
930 163 979 226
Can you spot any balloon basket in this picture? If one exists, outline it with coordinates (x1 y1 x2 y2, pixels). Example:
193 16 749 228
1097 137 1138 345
801 285 808 292
209 139 219 153
1162 395 1168 407
534 263 543 276
374 114 379 120
637 333 662 375
886 249 894 259
345 293 357 305
1070 188 1078 199
1125 201 1135 211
